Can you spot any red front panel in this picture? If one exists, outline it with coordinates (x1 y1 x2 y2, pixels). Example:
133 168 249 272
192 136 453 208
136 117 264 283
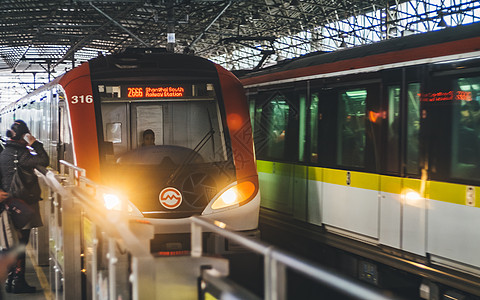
59 62 101 181
215 65 258 184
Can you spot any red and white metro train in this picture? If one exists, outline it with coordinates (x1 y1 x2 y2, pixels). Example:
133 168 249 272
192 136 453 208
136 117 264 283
240 22 480 295
0 50 260 243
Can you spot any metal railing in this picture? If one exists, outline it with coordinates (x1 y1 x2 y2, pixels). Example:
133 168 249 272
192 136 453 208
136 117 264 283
190 216 397 300
37 159 398 300
37 160 155 300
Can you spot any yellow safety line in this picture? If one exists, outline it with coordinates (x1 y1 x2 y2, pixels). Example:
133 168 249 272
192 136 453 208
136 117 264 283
26 244 53 300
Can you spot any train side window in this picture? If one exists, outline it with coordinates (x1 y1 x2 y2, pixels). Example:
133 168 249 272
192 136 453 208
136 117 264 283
406 83 420 175
451 76 480 180
386 86 401 173
298 94 307 162
254 91 296 161
310 93 319 163
337 89 366 168
249 99 255 132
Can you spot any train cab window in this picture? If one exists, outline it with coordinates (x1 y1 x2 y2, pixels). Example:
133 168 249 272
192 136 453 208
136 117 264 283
337 89 366 168
451 76 480 180
99 83 227 166
406 83 421 175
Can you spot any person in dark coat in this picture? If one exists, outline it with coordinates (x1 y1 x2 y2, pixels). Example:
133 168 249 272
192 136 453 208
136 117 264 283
0 120 49 294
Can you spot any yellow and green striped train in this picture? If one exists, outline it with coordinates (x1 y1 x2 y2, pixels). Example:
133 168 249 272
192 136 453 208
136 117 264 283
239 22 480 287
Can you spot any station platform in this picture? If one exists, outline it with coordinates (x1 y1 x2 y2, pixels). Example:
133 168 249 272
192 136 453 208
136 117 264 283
3 246 49 300
13 164 395 300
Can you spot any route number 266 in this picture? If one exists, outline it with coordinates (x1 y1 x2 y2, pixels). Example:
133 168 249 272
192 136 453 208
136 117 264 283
71 95 93 104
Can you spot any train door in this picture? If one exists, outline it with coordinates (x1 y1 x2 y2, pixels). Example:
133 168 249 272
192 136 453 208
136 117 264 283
58 91 74 166
48 91 59 170
421 63 480 270
400 79 425 256
377 67 424 254
321 80 382 241
378 74 403 249
253 86 300 215
292 85 308 221
306 86 336 226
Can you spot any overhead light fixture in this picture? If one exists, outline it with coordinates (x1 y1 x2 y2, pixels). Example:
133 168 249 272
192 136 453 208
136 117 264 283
346 90 367 98
339 40 347 48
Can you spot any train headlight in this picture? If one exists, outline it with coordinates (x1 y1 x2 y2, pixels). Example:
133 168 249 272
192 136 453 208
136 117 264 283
211 181 256 210
100 191 143 217
103 193 122 211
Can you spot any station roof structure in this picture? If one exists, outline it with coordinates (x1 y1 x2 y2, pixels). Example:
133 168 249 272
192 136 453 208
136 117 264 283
0 0 479 106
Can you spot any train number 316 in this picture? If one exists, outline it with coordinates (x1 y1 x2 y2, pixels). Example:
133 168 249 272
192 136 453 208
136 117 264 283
71 95 93 104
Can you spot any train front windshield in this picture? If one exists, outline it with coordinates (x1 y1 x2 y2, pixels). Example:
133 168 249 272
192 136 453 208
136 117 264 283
97 83 236 218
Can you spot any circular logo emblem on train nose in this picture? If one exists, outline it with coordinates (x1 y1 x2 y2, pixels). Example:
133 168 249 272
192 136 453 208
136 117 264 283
159 187 182 209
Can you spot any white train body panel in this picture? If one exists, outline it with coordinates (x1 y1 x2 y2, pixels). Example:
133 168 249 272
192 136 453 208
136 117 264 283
322 183 380 240
379 191 402 249
428 199 480 272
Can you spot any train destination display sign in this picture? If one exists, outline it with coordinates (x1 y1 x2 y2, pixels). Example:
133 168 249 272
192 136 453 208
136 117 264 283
419 91 472 102
127 86 185 98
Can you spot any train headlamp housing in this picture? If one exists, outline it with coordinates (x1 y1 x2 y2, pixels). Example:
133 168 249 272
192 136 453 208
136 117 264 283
100 192 143 217
209 181 256 211
103 193 121 210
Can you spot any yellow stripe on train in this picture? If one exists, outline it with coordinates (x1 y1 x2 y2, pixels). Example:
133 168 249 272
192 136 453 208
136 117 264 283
257 160 479 208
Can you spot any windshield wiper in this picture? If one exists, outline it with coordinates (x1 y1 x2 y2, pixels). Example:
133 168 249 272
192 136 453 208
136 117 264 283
166 127 215 185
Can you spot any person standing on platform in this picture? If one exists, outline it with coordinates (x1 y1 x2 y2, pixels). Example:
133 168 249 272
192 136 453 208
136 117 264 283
0 248 22 299
0 187 13 300
0 120 49 294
